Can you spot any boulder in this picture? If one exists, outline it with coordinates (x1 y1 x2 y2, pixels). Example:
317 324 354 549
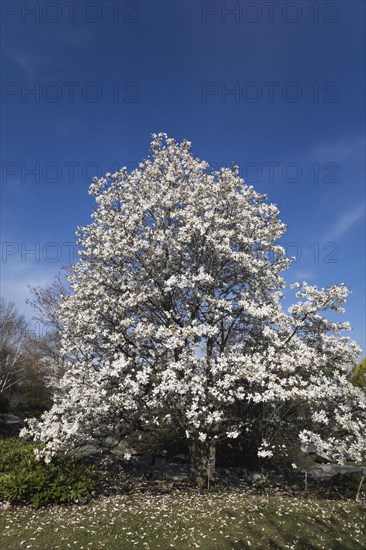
0 414 25 437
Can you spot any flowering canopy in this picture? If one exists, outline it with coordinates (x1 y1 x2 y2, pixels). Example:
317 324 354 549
22 134 366 475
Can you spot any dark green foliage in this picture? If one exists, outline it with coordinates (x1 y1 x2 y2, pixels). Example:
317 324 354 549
0 438 97 508
350 358 366 389
0 394 10 413
12 375 53 418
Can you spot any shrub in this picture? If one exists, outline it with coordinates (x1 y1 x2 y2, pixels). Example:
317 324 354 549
0 438 97 508
0 394 10 413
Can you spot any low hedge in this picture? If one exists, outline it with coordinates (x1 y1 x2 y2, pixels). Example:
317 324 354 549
0 438 97 508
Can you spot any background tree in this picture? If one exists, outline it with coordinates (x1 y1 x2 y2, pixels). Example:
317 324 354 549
0 298 28 403
350 358 366 391
22 134 366 487
26 268 69 390
0 298 52 418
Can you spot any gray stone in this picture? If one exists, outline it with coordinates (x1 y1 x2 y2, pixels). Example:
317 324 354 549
0 414 24 437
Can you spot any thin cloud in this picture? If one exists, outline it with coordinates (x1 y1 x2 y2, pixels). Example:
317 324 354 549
309 135 365 164
324 204 365 242
11 52 49 78
52 28 92 48
291 270 315 282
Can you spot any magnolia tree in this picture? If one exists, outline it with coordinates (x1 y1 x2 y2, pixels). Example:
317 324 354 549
22 134 366 487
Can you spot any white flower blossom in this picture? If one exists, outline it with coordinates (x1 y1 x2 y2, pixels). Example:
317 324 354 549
227 430 240 439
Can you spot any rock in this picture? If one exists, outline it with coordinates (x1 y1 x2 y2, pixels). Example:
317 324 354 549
309 463 366 477
170 453 189 464
0 414 24 437
250 471 269 483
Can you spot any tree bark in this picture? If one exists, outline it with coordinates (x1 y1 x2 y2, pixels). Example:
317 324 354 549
188 438 216 489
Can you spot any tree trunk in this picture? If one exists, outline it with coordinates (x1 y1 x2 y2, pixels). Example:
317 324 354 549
188 438 216 489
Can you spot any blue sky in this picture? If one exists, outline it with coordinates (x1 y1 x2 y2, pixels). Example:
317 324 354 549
1 1 365 353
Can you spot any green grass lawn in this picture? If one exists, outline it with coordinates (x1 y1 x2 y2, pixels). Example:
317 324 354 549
1 492 365 549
